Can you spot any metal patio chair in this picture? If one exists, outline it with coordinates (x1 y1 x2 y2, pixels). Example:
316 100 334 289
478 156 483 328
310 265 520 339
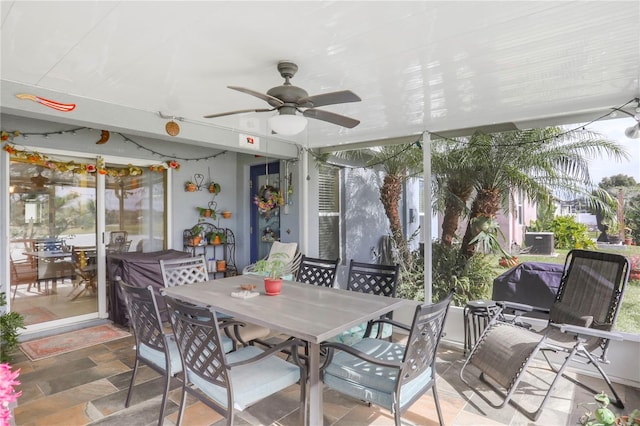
118 280 184 426
296 255 339 287
460 249 630 421
163 293 307 426
330 260 400 345
160 255 209 288
321 292 453 426
160 255 270 346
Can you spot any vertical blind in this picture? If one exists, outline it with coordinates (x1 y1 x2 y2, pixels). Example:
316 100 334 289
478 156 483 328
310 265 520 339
318 164 340 260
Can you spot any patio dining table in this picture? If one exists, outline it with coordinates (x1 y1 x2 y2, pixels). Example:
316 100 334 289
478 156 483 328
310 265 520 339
162 274 407 426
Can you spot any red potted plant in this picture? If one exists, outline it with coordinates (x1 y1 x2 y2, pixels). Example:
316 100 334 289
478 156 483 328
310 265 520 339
253 252 289 296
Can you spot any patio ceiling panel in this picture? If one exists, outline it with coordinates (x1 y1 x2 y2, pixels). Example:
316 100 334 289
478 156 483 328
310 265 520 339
0 1 638 152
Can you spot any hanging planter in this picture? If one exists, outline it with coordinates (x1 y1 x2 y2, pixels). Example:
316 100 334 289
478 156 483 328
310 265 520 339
208 182 221 194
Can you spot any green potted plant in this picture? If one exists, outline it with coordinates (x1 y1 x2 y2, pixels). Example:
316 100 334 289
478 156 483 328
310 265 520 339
208 181 221 194
189 224 203 246
253 252 289 295
197 206 216 219
578 391 640 426
0 293 25 362
206 230 226 245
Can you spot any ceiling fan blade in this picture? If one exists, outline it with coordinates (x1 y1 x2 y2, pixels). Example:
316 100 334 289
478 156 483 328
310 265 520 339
228 86 284 106
203 108 273 119
303 108 360 128
298 90 361 108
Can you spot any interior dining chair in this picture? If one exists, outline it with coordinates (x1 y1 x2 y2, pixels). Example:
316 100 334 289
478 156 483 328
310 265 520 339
69 246 97 300
460 249 630 421
163 293 307 426
296 255 340 287
160 255 271 346
331 260 400 345
321 292 453 426
9 253 38 300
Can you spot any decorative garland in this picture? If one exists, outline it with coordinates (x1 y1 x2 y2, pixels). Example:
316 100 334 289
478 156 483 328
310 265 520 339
3 143 179 176
254 185 283 216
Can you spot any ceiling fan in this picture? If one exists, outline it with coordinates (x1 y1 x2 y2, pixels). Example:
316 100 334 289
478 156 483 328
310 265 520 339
204 61 361 134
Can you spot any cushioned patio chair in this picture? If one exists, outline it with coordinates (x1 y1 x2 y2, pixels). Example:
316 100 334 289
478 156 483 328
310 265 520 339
163 293 307 426
321 292 453 426
160 255 270 346
331 260 400 345
118 280 185 426
242 241 302 279
296 255 339 287
460 249 630 421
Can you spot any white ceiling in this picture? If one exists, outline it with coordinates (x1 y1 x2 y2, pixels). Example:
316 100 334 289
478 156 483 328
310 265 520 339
1 1 639 154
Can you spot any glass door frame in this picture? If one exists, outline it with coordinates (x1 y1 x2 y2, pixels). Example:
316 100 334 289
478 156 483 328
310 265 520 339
1 147 171 332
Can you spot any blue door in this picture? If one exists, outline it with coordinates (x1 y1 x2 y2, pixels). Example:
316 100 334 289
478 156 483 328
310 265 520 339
249 161 280 263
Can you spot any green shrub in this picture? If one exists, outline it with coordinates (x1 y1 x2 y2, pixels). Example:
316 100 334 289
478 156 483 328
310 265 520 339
431 242 494 306
549 215 596 250
0 293 25 362
397 247 425 302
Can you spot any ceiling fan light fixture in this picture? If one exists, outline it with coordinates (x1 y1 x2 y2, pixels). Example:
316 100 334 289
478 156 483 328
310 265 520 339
625 123 640 139
269 114 307 135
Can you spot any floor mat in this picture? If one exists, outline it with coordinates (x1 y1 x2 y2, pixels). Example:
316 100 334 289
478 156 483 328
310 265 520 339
20 306 57 325
20 324 130 361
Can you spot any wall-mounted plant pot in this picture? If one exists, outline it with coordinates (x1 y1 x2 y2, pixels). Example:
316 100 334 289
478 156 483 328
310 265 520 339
221 211 232 219
208 182 221 194
185 183 196 192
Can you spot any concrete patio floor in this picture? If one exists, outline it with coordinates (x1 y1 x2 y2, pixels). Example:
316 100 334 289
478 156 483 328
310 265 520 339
10 327 640 426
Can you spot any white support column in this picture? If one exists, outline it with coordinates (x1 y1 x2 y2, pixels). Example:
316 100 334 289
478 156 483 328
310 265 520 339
300 149 310 254
422 131 433 303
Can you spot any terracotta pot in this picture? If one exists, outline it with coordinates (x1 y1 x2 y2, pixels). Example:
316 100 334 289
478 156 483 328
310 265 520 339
222 211 232 219
216 260 226 272
212 235 221 245
203 209 212 218
185 183 196 192
264 278 282 296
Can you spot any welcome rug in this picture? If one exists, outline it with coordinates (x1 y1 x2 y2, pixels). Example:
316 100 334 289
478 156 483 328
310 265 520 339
20 324 130 361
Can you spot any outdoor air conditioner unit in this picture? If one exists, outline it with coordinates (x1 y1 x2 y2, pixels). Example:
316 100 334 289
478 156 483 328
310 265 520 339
524 232 554 255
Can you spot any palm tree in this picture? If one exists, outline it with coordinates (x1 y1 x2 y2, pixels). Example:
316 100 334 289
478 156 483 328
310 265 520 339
431 137 477 246
450 128 628 257
331 143 423 266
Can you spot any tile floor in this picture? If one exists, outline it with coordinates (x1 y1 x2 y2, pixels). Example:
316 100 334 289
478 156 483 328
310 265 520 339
9 329 640 426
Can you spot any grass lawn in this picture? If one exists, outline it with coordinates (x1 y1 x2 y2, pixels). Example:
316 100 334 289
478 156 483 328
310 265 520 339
489 247 640 334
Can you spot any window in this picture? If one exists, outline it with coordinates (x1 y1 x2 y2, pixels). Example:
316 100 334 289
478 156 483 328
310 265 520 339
318 164 341 260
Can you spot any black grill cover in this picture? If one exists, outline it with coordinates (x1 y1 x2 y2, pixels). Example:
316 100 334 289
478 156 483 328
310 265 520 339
107 250 192 326
492 261 564 319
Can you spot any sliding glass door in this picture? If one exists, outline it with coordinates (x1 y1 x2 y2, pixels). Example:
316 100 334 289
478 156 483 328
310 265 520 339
8 153 168 329
9 160 98 326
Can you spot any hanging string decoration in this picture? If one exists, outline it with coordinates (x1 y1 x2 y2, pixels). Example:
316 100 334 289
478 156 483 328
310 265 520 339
1 143 171 177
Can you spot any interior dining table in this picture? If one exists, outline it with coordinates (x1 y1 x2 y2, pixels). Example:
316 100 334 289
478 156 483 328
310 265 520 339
162 273 408 426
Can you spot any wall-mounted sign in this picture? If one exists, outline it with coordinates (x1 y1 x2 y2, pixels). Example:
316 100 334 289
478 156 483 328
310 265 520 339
239 134 260 150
